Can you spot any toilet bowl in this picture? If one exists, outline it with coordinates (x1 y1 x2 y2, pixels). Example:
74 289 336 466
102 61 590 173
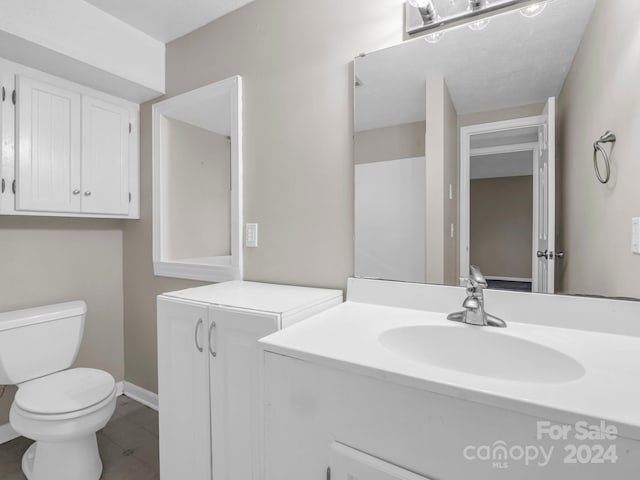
0 302 117 480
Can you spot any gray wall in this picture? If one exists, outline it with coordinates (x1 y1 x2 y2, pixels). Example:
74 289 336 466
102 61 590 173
163 118 231 260
122 0 407 394
557 0 640 298
0 217 125 423
425 77 458 285
355 122 425 165
470 176 533 279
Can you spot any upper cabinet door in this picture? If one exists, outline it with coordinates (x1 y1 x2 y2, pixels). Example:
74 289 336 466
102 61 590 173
81 96 130 215
15 75 81 213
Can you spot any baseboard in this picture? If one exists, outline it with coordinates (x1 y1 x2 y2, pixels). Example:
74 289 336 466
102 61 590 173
0 422 19 445
485 276 532 283
122 381 158 411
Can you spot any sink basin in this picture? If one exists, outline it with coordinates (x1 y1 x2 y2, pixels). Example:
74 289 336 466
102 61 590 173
379 325 585 383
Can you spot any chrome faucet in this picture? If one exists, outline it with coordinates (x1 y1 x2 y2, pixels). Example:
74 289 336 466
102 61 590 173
447 266 507 328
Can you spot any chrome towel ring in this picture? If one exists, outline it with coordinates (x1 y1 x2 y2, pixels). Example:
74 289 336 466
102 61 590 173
593 131 616 184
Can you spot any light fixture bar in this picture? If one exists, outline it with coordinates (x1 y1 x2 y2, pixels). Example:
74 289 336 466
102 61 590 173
406 0 544 36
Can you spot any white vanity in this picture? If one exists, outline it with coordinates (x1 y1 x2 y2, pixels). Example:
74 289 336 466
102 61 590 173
157 281 342 480
259 278 640 480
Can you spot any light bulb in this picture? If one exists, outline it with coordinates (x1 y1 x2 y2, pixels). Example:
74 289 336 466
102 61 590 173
424 31 445 44
468 18 490 31
520 1 547 18
407 0 431 8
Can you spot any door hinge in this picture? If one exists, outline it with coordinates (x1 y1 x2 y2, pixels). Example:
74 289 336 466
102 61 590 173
129 122 132 134
11 89 16 105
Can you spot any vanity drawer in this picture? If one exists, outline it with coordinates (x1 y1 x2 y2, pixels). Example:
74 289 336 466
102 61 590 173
330 442 432 480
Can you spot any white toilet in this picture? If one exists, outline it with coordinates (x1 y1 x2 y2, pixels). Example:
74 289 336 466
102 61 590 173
0 301 117 480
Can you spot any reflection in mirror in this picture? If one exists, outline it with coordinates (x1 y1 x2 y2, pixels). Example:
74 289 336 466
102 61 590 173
355 0 640 299
153 76 242 282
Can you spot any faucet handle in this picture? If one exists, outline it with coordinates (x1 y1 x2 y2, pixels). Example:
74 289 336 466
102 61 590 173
469 265 488 288
462 296 481 311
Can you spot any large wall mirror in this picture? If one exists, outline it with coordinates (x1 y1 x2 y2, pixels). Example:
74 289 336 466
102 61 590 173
153 76 242 282
355 0 640 299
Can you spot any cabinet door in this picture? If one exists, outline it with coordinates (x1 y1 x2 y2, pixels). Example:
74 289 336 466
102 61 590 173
330 442 433 480
158 297 212 480
81 96 130 215
209 308 279 480
0 71 14 213
15 75 81 212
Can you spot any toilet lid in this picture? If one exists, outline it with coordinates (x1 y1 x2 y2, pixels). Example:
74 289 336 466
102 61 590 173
15 368 115 415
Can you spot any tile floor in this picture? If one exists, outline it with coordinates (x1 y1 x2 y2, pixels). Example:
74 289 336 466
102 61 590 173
0 396 159 479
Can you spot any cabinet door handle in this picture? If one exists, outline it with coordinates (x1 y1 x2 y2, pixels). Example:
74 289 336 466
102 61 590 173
72 189 81 195
208 321 217 357
194 318 204 352
84 191 92 197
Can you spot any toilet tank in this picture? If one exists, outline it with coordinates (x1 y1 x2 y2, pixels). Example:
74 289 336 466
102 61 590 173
0 301 86 385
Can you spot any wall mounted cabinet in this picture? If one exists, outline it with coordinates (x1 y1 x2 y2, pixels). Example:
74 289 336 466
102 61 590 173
0 58 139 218
157 281 342 480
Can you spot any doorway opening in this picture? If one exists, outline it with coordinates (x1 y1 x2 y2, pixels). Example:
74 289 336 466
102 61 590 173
459 98 556 294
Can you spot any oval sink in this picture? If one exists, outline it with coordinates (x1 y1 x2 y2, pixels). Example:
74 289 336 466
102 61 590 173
379 325 585 383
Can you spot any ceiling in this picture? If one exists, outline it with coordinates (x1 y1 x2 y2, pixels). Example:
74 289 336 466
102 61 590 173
165 92 231 136
355 0 597 132
84 0 256 43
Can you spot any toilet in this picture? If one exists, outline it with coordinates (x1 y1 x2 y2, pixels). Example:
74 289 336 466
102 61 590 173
0 301 117 480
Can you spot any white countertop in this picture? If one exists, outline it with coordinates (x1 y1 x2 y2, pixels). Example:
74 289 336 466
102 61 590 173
162 281 342 316
260 301 640 440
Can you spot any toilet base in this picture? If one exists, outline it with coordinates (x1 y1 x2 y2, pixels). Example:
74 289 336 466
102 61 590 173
22 434 103 480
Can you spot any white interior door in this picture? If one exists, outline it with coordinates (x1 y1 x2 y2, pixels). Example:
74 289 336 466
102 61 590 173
81 96 130 214
16 75 81 212
533 97 556 294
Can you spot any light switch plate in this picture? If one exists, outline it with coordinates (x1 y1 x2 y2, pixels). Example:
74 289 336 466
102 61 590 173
246 223 258 248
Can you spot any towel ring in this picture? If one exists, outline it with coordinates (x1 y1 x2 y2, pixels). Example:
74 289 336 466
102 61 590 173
593 131 616 184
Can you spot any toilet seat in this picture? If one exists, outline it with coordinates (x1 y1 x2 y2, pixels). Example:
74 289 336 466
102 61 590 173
15 368 116 417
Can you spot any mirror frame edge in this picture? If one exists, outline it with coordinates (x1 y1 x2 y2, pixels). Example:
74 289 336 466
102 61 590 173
151 75 243 283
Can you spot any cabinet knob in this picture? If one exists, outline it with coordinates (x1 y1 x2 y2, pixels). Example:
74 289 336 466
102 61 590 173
84 191 92 197
72 189 81 195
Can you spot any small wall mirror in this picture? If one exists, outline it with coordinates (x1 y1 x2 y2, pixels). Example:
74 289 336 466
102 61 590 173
153 76 242 282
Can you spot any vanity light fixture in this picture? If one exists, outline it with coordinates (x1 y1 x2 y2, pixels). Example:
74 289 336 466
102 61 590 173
468 0 490 31
407 0 437 25
468 18 490 31
520 1 548 18
424 31 445 43
406 0 549 36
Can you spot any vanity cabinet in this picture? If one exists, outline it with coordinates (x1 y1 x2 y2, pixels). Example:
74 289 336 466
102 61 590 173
157 281 342 480
0 58 139 218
